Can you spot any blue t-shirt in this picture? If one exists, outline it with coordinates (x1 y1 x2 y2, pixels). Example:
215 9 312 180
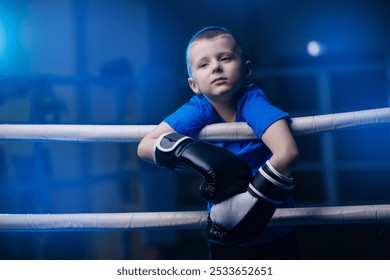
164 83 294 243
164 83 288 175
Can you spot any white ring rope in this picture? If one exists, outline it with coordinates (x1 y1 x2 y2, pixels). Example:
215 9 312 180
0 107 389 142
1 204 390 231
0 108 389 231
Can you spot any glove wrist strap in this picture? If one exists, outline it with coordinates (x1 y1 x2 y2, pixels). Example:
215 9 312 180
249 160 295 205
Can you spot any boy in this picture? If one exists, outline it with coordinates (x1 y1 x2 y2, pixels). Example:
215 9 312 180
137 26 299 259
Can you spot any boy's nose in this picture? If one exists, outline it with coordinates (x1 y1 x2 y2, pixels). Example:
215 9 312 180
212 62 223 73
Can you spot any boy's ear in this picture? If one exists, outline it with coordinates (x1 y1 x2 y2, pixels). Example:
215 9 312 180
245 60 253 78
188 77 202 95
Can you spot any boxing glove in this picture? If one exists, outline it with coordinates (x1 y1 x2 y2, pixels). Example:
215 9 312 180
154 132 252 203
207 160 295 244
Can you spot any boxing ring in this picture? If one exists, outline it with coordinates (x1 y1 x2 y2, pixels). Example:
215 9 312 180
0 107 390 232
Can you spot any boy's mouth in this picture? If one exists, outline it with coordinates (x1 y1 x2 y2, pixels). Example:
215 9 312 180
212 77 227 84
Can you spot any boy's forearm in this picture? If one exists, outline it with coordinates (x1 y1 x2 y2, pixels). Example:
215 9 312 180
262 119 299 177
137 137 156 162
137 121 176 162
268 148 299 177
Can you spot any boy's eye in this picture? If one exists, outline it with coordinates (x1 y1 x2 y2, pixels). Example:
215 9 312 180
199 62 208 68
220 56 231 61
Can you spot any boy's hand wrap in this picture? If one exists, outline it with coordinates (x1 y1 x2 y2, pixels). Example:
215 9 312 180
154 132 252 203
207 160 295 244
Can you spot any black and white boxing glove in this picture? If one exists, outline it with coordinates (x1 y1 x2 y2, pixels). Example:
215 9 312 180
207 160 295 244
154 132 252 203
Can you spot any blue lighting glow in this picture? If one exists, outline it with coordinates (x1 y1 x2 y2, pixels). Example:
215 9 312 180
0 21 6 57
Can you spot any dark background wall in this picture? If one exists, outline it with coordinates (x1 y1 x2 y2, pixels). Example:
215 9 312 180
0 0 389 259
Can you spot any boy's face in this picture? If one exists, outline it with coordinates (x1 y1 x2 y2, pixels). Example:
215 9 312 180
187 35 251 103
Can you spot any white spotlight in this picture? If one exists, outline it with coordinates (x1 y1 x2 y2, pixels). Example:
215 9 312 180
307 40 322 57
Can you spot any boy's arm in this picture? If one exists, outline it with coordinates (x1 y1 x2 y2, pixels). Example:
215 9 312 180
137 121 175 162
261 118 299 176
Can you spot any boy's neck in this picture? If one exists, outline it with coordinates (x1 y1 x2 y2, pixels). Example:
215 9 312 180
220 110 237 123
209 98 238 123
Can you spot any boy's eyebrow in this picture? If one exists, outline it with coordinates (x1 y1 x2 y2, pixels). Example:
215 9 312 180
191 51 237 68
219 51 236 56
194 55 209 63
199 51 235 60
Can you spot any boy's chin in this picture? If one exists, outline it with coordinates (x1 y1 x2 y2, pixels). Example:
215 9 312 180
205 90 238 101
